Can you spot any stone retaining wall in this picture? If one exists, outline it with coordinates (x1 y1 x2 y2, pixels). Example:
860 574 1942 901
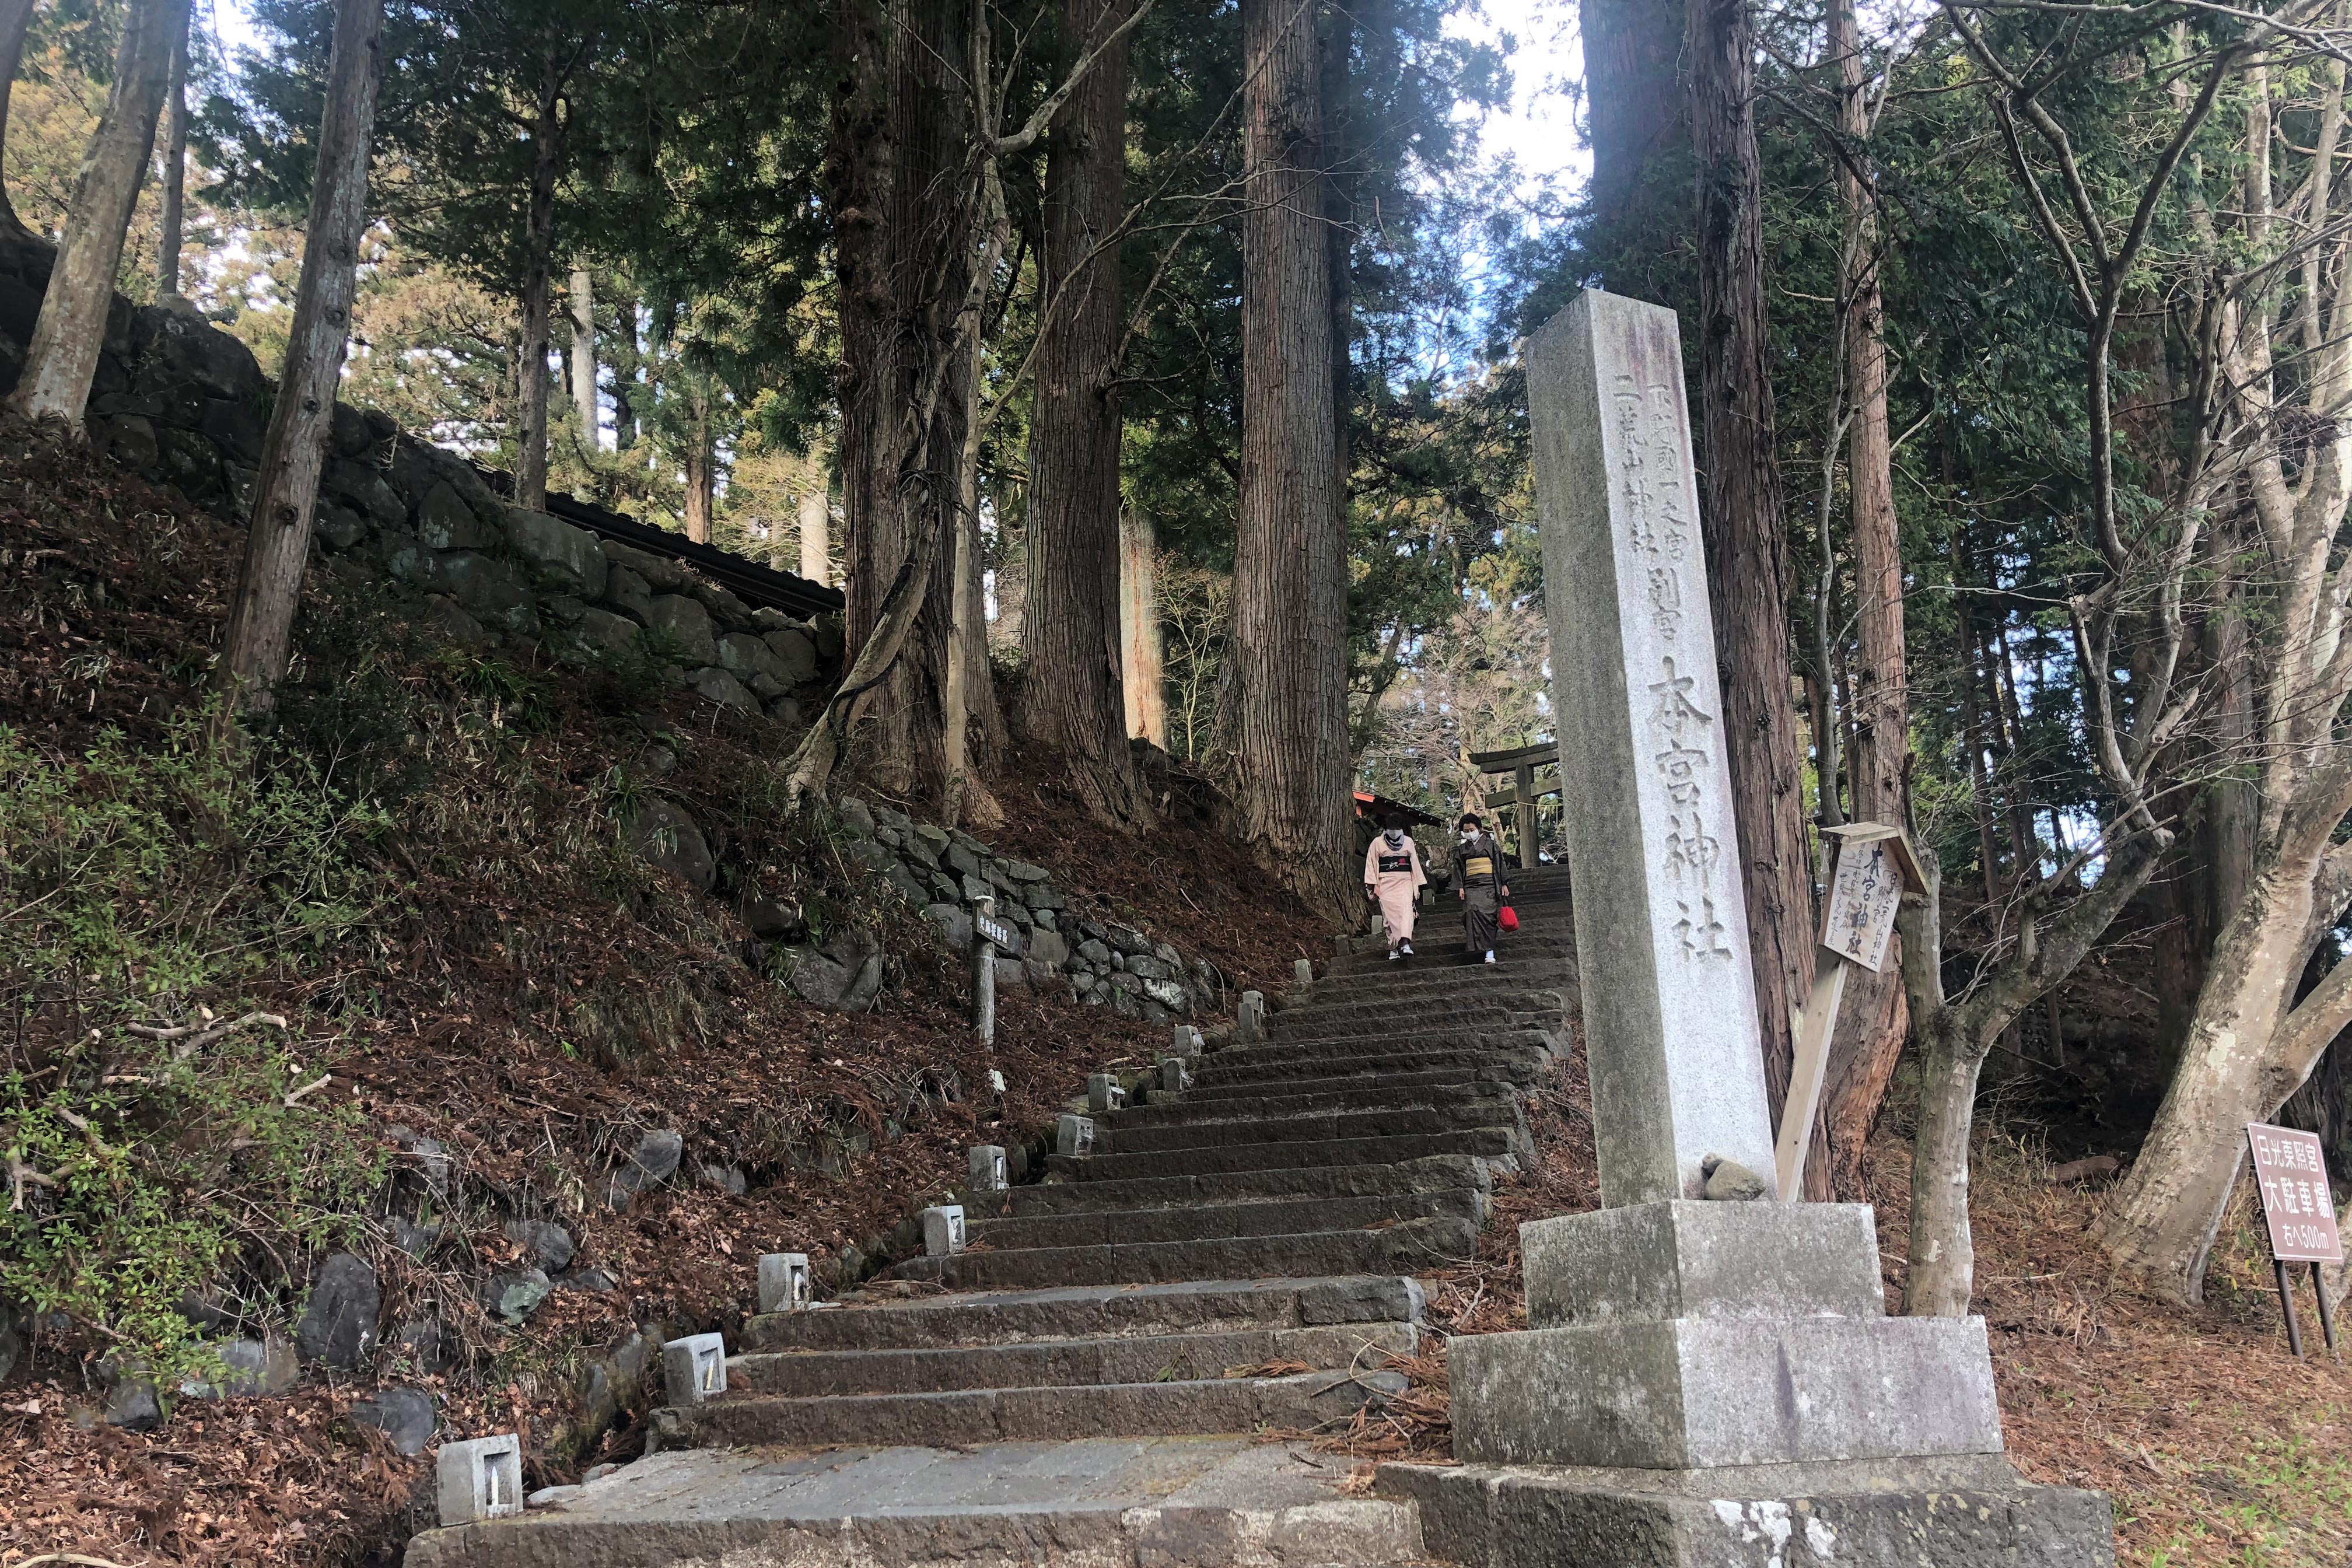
0 230 842 722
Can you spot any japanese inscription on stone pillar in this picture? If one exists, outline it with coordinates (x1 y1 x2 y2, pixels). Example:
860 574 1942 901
1527 289 1777 1206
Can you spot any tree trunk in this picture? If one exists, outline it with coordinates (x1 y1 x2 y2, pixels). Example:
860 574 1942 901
1017 0 1150 828
799 485 829 585
1902 827 2169 1314
827 0 969 800
514 72 562 512
1229 0 1353 921
1579 0 1684 231
568 267 597 443
682 373 713 544
158 19 189 299
2098 809 2348 1302
0 0 35 235
1818 0 1909 1199
211 0 385 728
7 0 187 428
611 290 638 451
1686 0 1814 1116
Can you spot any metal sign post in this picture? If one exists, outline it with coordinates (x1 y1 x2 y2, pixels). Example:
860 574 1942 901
1775 823 1926 1202
2248 1122 2344 1357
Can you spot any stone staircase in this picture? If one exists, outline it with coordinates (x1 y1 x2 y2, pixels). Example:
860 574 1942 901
408 865 1577 1568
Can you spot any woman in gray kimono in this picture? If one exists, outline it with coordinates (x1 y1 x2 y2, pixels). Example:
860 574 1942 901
1452 813 1510 964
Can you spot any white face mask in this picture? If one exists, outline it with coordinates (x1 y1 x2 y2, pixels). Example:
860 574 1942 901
1460 828 1477 842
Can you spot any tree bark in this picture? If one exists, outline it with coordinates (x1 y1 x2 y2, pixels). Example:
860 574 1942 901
514 64 564 512
682 372 713 544
1017 0 1151 828
1818 0 1909 1199
1229 0 1353 921
568 267 597 443
1580 0 1685 230
0 0 34 235
1686 0 1814 1116
827 0 969 801
212 0 385 728
158 18 190 299
2099 779 2352 1301
611 290 638 451
7 0 187 428
798 484 829 585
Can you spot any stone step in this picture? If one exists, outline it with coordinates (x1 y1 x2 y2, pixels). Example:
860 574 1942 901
1047 1128 1522 1182
1219 1030 1558 1066
990 1155 1493 1219
1301 956 1576 995
1195 1038 1556 1084
741 1276 1427 1353
971 1188 1488 1251
1265 1022 1562 1058
729 1320 1418 1397
404 1441 1430 1568
1116 1080 1507 1124
1272 999 1552 1035
1182 1062 1528 1102
656 1366 1414 1450
887 1215 1483 1290
1099 1100 1524 1155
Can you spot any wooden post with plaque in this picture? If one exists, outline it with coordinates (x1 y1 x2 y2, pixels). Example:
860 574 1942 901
2247 1122 2343 1357
1774 822 1926 1201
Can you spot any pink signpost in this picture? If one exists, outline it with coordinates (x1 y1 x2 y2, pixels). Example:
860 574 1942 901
2246 1122 2343 1357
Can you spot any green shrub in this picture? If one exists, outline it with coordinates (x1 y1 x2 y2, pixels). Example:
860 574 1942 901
0 713 390 1387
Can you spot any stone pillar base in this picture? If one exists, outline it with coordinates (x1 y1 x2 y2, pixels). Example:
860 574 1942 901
1378 1454 2115 1568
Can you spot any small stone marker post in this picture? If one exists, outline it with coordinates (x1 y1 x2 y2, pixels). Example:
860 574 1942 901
921 1204 966 1256
1235 991 1266 1046
1172 1024 1203 1056
1055 1113 1095 1157
756 1252 812 1313
969 1143 1007 1192
436 1433 523 1524
1087 1073 1126 1113
1775 822 1924 1200
1402 289 2114 1567
662 1332 726 1406
1158 1055 1191 1092
970 894 998 1045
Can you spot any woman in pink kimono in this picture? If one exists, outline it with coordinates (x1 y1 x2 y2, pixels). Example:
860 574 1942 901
1363 814 1428 961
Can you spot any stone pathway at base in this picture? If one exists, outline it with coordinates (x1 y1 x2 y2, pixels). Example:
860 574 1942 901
408 866 1577 1568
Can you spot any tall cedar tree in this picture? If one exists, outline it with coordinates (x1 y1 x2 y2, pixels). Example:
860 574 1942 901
1020 0 1153 829
8 0 187 428
1815 0 1911 1200
215 0 388 725
1229 0 1353 919
1686 0 1814 1101
826 0 973 804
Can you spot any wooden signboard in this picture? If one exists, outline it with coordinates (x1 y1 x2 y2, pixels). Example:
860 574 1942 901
2247 1121 2343 1357
975 913 1020 956
1774 823 1928 1201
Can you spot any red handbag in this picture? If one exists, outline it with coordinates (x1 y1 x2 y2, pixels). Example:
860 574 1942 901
1498 905 1520 932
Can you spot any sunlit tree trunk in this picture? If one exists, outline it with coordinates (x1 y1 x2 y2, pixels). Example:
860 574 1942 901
1228 0 1353 921
212 0 386 732
514 61 564 512
682 372 713 543
158 20 190 299
8 0 187 428
568 267 597 444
